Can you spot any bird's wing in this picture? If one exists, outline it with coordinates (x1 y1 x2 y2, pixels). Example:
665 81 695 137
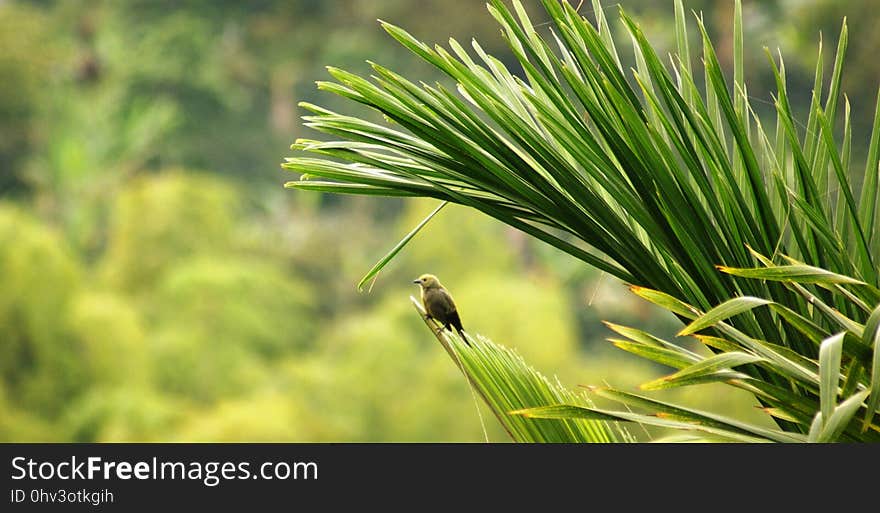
438 288 457 314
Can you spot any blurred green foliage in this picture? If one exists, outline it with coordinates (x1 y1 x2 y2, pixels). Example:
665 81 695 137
0 0 874 441
102 173 240 291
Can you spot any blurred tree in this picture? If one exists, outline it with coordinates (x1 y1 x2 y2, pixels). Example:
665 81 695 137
100 171 239 292
66 291 149 386
173 391 311 442
62 387 183 442
0 204 84 415
148 256 316 404
0 383 58 442
0 4 58 195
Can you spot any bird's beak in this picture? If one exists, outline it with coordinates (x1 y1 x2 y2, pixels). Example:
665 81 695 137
412 279 420 284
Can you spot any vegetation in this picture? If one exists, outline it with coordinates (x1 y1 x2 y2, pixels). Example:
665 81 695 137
286 0 880 441
3 0 878 443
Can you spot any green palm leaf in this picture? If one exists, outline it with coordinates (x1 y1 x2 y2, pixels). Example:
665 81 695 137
410 297 627 443
285 0 880 442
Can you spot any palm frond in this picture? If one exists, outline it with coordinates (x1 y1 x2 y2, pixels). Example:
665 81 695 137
285 0 878 317
518 255 880 442
411 297 628 443
284 0 880 441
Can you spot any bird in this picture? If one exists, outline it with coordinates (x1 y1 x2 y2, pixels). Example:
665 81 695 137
413 273 469 346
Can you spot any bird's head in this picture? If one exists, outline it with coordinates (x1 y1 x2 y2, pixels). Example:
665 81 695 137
413 273 441 289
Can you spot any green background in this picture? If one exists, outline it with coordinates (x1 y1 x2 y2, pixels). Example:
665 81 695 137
1 0 875 442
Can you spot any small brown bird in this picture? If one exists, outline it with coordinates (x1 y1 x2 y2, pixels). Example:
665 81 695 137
413 273 468 346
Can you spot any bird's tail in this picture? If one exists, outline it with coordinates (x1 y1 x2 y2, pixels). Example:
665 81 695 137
456 327 471 347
